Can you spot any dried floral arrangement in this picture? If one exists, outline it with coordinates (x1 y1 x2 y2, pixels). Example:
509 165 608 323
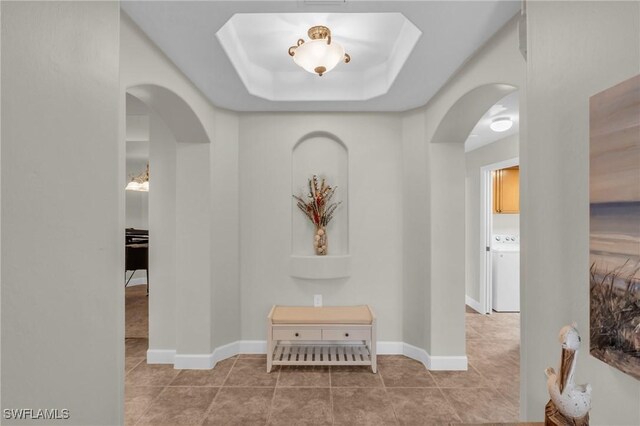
293 175 341 255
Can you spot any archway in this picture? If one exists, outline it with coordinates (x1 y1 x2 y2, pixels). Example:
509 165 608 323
431 84 517 144
429 82 521 405
125 84 213 368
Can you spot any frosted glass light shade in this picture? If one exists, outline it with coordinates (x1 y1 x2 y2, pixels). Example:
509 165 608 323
490 117 513 132
293 39 345 76
126 181 140 191
126 180 149 192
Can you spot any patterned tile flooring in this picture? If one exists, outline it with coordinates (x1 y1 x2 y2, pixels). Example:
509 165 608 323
125 287 523 425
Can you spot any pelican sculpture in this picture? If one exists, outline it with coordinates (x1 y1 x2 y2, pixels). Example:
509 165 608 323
545 323 592 425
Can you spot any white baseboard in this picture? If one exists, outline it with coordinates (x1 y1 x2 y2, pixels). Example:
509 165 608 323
377 341 404 354
403 342 468 371
212 341 240 364
403 342 431 368
146 349 175 364
465 295 482 313
148 340 466 371
429 355 468 370
174 353 214 369
152 341 269 370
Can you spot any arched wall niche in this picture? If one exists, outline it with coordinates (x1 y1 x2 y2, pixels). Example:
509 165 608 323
431 83 518 144
290 131 350 279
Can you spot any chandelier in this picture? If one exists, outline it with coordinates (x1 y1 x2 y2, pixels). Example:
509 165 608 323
125 163 149 192
288 26 350 77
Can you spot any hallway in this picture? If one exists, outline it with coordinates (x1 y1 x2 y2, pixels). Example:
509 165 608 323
125 287 520 425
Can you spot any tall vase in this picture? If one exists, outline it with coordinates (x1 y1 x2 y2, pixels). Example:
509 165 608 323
314 227 328 255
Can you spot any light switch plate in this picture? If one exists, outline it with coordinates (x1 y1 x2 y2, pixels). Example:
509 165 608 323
313 294 322 307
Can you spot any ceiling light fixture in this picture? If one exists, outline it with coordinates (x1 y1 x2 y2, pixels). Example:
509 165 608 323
288 25 350 77
490 117 513 132
126 163 149 192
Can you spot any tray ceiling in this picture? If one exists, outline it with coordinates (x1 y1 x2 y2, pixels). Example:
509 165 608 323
121 1 521 112
217 13 421 101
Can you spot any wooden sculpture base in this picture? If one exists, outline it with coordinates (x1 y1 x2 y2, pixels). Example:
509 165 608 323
545 401 589 426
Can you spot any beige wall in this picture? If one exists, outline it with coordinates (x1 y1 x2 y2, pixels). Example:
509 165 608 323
211 109 241 347
239 113 404 342
120 13 241 358
1 2 122 424
427 141 467 356
522 1 640 423
401 110 430 349
147 111 178 350
465 134 519 303
401 16 526 359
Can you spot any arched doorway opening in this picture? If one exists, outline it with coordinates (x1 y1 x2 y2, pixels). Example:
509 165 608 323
124 84 212 369
431 82 521 409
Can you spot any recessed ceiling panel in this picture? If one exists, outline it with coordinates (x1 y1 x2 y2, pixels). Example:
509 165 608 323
216 13 421 101
121 1 521 112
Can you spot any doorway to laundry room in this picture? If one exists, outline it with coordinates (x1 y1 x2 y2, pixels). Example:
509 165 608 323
482 159 520 315
463 90 521 409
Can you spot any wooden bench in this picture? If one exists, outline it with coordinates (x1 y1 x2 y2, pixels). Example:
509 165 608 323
266 305 377 373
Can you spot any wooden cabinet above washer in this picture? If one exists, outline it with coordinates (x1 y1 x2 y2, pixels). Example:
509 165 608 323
493 166 519 214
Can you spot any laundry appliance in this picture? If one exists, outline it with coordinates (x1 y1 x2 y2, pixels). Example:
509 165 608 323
491 234 520 312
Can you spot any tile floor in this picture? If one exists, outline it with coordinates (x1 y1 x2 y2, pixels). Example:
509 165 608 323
125 286 523 425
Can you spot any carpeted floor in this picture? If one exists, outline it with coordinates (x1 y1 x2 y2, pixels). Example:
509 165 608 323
125 287 522 425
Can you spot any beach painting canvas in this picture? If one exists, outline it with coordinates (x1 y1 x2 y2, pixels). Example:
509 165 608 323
590 74 640 380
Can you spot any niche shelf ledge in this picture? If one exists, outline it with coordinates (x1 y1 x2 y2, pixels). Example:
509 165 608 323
290 255 351 280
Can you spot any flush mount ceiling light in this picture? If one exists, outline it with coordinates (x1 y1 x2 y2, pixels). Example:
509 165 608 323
125 163 149 192
490 117 514 132
288 25 350 77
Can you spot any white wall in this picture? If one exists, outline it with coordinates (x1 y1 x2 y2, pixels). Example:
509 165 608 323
401 16 525 358
523 1 640 423
465 134 519 302
428 142 467 357
493 213 519 236
147 111 178 350
239 113 403 341
401 110 430 349
211 109 240 347
1 2 122 424
120 13 241 357
423 16 524 358
125 189 149 230
176 140 212 355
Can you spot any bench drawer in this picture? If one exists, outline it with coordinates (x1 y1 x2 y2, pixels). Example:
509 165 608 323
273 328 322 341
322 328 370 341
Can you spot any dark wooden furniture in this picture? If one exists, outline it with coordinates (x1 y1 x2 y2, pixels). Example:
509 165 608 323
125 228 148 293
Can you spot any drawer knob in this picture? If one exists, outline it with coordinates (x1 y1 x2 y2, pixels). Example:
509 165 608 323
294 332 299 337
345 332 349 337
